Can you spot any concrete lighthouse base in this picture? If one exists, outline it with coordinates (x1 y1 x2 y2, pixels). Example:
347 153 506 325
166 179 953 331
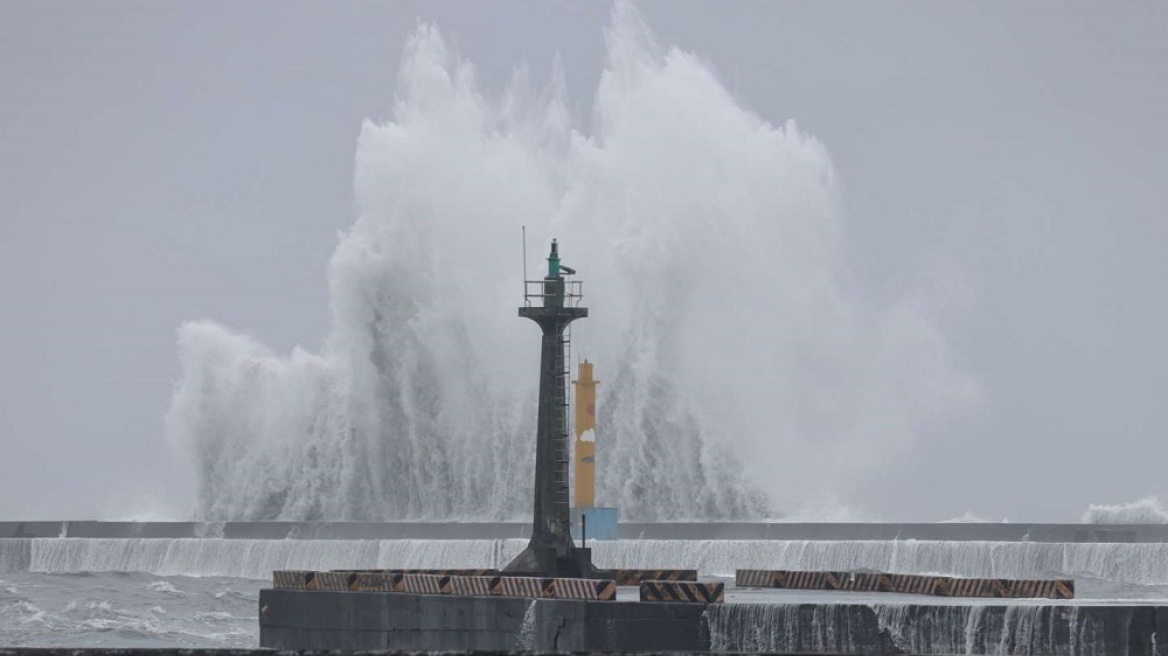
503 544 595 578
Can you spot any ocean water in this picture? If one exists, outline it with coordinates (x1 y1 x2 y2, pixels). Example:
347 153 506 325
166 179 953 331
0 571 260 648
4 536 1168 648
4 3 1159 649
4 572 1167 650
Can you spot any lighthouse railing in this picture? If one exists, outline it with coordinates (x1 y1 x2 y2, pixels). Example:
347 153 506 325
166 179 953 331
523 279 584 307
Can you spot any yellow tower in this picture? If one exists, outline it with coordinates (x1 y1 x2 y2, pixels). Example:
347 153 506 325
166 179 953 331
572 360 598 508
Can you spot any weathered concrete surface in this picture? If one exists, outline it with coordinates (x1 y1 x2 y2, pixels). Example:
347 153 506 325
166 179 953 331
2 521 1164 541
0 644 897 648
260 589 707 652
707 603 1164 654
260 588 1168 654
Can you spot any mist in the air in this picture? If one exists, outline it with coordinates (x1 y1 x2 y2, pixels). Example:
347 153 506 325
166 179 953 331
3 2 1165 523
166 3 975 521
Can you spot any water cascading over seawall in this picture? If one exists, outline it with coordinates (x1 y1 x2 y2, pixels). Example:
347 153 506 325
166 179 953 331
166 2 973 522
706 603 1146 655
6 538 1168 586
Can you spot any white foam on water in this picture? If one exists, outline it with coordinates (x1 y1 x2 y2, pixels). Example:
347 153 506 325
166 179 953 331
1083 497 1168 524
147 580 183 595
192 611 234 624
0 570 262 648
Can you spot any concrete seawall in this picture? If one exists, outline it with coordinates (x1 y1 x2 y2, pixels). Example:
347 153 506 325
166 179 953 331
707 603 1163 654
259 588 1168 654
11 537 1168 584
260 590 709 652
2 521 1164 542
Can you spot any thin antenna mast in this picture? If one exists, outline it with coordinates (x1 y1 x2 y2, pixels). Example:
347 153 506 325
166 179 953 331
521 226 528 305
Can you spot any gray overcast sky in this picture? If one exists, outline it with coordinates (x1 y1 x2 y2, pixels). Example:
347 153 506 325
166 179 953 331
1 1 1165 521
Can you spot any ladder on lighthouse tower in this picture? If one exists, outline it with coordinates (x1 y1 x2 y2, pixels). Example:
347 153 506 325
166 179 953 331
553 286 581 508
554 324 572 507
523 271 584 511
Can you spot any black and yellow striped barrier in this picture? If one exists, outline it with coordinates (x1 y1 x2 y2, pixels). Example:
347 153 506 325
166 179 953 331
596 569 698 586
639 580 724 603
332 568 497 577
275 571 451 593
273 570 312 590
307 571 357 591
736 571 944 595
943 577 1075 599
497 575 611 599
273 571 616 600
399 574 451 594
546 577 615 600
272 570 362 591
361 573 451 594
353 572 398 592
735 570 1074 600
450 575 494 597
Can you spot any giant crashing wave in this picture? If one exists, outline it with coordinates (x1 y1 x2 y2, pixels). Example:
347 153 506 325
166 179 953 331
165 3 973 522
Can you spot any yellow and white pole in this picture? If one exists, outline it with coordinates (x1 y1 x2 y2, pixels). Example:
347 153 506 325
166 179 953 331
572 360 598 508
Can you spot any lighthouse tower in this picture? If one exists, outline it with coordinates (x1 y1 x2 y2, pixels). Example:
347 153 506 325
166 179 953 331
504 239 595 577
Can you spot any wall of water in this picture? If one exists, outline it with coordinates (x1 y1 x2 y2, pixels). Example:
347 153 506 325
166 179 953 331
165 4 972 523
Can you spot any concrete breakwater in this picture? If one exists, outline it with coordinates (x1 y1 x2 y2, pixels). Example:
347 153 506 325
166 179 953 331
2 521 1163 542
259 589 1168 654
6 537 1168 585
707 603 1156 654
